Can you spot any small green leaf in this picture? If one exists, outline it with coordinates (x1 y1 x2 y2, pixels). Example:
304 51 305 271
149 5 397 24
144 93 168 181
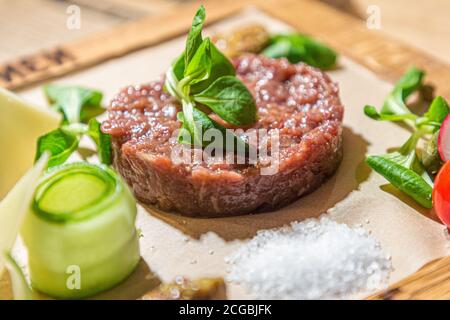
35 128 79 168
184 5 206 70
190 42 235 94
364 67 424 126
392 67 425 99
44 85 104 124
424 96 450 125
262 34 337 69
177 108 249 152
87 119 112 165
366 155 432 208
380 67 424 116
184 38 212 87
172 52 186 81
194 76 257 125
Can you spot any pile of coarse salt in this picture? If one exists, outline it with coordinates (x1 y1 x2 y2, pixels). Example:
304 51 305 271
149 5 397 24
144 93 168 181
227 217 392 299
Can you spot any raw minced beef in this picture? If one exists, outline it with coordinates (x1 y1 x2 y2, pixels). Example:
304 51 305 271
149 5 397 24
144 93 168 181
102 54 344 217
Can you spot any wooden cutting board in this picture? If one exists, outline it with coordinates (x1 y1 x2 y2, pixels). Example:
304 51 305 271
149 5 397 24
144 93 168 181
1 0 449 300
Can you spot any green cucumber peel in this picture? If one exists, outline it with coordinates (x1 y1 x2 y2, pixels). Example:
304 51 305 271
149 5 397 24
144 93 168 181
33 162 119 223
22 162 140 299
3 252 34 300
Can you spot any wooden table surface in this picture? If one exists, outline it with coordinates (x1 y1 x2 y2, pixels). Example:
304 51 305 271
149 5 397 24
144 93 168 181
1 0 450 65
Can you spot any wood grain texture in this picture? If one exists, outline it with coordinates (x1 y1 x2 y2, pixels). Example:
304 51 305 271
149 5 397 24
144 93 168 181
0 0 246 90
324 0 450 65
0 0 449 299
257 0 450 101
368 254 450 300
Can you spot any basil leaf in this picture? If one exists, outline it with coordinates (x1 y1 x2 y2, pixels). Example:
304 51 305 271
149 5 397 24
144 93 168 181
184 38 212 87
35 128 79 168
262 34 337 70
190 42 235 94
193 76 257 125
366 155 432 208
184 5 206 70
44 85 104 124
178 108 249 151
423 96 450 125
87 119 112 165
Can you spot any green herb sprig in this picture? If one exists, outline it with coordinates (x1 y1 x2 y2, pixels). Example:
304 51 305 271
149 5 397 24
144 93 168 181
364 67 450 208
165 6 257 150
36 85 112 167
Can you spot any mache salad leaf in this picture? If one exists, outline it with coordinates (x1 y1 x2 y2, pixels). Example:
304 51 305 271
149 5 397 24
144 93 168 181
262 34 337 69
364 67 450 208
44 84 104 124
164 5 256 151
37 85 112 167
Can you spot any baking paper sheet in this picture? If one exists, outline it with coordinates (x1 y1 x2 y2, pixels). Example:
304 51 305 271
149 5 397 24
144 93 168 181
1 7 449 299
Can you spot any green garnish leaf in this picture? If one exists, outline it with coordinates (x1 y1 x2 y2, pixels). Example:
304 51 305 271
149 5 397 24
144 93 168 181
362 67 446 209
35 128 79 168
184 5 206 71
44 84 104 124
184 38 212 87
380 67 424 116
194 76 257 125
164 6 256 152
87 118 112 165
366 155 432 208
177 108 249 151
392 66 425 99
423 96 450 127
172 52 186 81
262 34 337 69
190 42 235 94
363 67 424 127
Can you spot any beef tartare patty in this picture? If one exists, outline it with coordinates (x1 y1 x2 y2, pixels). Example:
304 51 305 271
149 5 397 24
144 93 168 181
102 54 344 217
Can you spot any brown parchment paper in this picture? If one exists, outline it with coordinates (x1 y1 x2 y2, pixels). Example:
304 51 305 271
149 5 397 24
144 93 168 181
2 8 449 300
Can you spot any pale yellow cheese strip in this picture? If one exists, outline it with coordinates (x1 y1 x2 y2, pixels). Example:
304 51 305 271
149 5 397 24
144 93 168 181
0 153 48 275
0 88 60 199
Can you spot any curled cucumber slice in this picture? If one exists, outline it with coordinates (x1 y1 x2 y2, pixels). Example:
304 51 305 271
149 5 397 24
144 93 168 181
21 162 140 299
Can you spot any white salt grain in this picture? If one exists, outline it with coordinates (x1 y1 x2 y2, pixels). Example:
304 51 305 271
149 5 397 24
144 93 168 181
227 217 392 300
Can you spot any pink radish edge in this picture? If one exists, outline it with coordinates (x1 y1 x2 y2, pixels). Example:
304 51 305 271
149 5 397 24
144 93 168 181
438 114 450 162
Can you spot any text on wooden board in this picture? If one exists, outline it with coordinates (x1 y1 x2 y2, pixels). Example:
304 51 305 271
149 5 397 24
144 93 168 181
0 48 74 87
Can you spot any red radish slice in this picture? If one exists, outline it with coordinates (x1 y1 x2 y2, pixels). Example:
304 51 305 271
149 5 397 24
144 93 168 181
438 114 450 161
